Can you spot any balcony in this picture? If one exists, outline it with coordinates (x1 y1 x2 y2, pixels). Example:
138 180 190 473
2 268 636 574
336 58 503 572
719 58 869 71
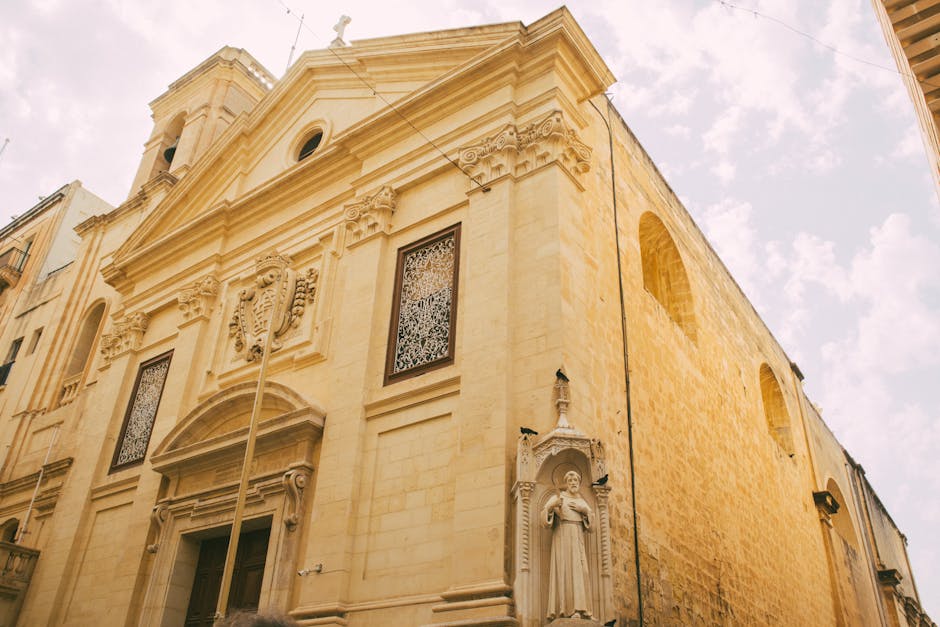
59 373 82 406
0 541 39 626
0 247 28 292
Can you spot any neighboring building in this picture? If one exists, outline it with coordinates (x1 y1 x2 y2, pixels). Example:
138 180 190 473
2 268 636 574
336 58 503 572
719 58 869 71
872 0 940 199
0 9 933 626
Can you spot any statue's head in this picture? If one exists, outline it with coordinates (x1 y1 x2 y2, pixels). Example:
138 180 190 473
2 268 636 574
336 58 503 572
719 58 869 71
564 470 581 492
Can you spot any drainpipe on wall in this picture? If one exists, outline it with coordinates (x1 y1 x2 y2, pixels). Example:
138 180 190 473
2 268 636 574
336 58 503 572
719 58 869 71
588 95 643 626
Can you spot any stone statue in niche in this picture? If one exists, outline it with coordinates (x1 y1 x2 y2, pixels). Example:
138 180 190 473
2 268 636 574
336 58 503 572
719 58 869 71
542 469 594 621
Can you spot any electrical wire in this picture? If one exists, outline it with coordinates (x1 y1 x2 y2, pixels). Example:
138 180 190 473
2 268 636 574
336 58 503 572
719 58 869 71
716 0 940 92
275 0 491 193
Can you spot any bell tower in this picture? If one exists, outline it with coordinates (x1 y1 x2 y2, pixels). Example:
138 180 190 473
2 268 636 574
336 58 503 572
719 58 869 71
128 47 275 197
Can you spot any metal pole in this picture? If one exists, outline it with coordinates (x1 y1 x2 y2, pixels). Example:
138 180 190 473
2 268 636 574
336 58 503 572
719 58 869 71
214 268 284 622
16 424 59 545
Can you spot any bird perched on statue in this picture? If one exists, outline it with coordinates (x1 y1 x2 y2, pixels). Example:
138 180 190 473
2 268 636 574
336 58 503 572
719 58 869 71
555 369 569 382
520 427 538 436
593 474 608 486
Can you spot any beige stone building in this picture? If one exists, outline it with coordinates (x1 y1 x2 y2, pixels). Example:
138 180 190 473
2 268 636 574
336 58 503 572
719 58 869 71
0 9 934 627
872 0 940 198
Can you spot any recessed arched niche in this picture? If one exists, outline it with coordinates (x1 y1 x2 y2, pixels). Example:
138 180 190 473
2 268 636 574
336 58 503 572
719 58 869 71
638 212 697 342
758 363 795 455
512 374 615 626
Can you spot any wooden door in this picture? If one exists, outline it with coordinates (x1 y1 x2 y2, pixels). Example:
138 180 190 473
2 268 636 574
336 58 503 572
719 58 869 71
184 526 271 626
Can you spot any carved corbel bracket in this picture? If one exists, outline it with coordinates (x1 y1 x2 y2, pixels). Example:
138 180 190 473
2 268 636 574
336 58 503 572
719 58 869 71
146 500 170 553
344 185 397 246
283 465 312 531
177 275 220 323
458 110 592 189
100 311 150 364
813 490 839 527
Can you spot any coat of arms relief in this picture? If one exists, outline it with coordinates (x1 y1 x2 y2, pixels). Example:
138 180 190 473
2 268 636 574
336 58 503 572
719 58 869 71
228 252 318 361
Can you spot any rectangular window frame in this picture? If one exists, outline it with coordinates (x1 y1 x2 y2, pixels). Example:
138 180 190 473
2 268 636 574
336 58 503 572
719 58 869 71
110 350 173 473
384 224 461 385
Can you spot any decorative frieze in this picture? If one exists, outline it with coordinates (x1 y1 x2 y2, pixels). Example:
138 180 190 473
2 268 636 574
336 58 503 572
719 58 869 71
228 253 318 362
100 312 150 364
344 185 397 245
458 110 592 188
177 275 220 322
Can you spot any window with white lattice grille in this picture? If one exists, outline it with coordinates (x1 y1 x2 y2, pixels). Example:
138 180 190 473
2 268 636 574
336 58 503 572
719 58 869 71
110 351 173 471
385 224 460 384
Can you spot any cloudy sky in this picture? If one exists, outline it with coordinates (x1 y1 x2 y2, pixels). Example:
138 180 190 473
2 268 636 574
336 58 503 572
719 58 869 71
2 0 938 617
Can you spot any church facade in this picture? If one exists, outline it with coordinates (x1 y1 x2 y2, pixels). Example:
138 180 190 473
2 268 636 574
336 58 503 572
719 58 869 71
0 9 933 626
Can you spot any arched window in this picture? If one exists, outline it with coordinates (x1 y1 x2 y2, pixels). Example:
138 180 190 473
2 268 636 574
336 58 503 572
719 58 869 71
60 302 106 405
65 302 106 378
759 363 795 455
638 212 697 341
297 130 323 161
161 113 186 168
826 479 859 549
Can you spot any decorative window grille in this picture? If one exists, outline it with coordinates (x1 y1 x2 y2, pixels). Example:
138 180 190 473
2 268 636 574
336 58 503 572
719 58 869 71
385 224 460 384
111 351 173 470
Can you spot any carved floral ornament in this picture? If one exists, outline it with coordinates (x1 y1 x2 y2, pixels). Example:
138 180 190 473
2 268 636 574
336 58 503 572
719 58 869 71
458 110 592 188
344 185 397 245
228 253 318 362
177 275 220 322
100 312 150 364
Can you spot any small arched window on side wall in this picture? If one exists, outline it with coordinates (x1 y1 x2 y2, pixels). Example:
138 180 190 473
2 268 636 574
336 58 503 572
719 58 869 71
758 363 795 455
60 301 106 405
826 478 860 551
638 212 697 342
297 129 323 161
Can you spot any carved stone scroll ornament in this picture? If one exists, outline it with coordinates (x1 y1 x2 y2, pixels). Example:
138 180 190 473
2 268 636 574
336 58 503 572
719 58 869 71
282 466 311 531
344 185 397 245
177 275 220 322
458 110 592 188
146 501 170 553
227 254 318 362
100 312 150 364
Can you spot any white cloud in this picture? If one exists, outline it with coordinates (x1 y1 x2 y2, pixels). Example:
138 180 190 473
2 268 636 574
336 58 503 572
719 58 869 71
710 160 736 185
702 106 741 155
664 124 690 138
701 198 759 298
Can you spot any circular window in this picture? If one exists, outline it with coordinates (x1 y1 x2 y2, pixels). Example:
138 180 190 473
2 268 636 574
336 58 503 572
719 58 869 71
298 131 323 161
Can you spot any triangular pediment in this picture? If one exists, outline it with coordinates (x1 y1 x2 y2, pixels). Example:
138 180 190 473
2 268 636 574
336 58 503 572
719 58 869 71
109 23 524 266
105 9 614 289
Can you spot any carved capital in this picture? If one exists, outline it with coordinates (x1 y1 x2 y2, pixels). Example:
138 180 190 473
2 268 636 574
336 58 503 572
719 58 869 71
100 312 150 363
344 185 397 245
177 275 220 322
458 110 591 188
283 466 311 531
228 254 318 362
